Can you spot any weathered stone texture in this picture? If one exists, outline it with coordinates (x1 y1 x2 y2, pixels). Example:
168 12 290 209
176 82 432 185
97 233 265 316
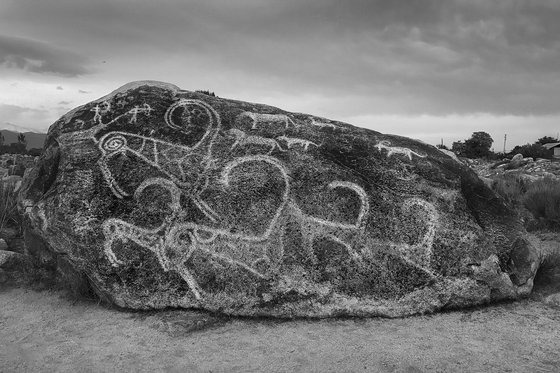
19 81 538 317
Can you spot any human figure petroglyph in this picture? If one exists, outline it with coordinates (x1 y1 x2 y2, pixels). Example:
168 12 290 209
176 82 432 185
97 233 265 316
276 135 318 151
128 103 153 124
91 104 103 124
236 111 296 130
375 140 426 161
227 128 286 155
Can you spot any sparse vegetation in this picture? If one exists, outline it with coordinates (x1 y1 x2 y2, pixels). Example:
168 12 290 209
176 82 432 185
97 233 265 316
523 178 560 227
195 90 217 97
0 177 23 234
491 174 560 230
491 173 528 207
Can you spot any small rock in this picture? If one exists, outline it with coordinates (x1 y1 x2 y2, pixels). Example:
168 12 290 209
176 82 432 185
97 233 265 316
0 239 7 251
511 153 524 162
0 250 31 272
0 227 18 240
544 293 560 308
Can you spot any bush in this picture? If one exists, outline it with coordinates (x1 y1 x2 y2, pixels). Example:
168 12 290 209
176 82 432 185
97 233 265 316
508 143 552 159
523 178 560 227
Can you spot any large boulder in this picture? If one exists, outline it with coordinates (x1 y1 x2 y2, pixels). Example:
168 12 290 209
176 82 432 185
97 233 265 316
19 81 540 317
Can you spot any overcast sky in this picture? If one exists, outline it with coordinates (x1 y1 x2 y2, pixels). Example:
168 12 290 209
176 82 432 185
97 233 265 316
1 0 560 150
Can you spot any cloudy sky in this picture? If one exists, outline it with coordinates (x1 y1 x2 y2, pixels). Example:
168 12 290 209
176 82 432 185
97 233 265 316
1 0 560 150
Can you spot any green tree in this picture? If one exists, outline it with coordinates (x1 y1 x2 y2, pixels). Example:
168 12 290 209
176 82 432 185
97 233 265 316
536 136 558 145
451 141 466 156
463 131 494 158
17 133 26 147
509 143 551 159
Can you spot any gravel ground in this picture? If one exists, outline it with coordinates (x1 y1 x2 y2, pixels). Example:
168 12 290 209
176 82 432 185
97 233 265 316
1 286 560 373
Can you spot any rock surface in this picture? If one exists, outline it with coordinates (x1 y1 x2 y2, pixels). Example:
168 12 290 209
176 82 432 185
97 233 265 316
19 81 541 317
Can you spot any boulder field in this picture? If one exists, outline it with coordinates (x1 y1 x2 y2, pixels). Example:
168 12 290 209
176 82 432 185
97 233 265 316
18 81 544 317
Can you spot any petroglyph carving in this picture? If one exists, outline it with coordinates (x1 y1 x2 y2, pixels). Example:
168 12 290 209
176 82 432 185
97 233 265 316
90 105 103 124
116 99 127 109
97 99 221 197
276 135 318 151
165 99 215 133
90 101 112 124
102 154 290 298
308 117 338 130
392 198 439 277
103 217 204 299
237 111 295 130
375 140 426 160
291 181 369 230
96 99 379 299
227 128 285 155
128 103 153 124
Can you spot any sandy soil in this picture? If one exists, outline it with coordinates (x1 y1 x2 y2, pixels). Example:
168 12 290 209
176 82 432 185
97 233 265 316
1 286 560 373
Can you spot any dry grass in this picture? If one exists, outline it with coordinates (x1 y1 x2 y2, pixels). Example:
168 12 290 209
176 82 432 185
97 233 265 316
0 178 23 234
523 178 560 226
491 173 528 206
492 174 560 229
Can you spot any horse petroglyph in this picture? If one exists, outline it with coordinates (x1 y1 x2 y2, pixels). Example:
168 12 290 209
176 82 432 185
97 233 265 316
236 112 296 130
227 128 285 155
276 135 318 151
308 117 339 130
375 140 426 161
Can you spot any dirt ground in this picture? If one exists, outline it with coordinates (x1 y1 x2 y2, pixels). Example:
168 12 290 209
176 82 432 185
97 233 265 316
1 286 559 373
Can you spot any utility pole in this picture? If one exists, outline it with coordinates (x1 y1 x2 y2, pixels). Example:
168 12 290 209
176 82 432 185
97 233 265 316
503 134 507 154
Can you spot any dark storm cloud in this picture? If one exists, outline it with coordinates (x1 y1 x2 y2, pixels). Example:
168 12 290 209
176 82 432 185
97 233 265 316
0 35 91 76
2 0 560 115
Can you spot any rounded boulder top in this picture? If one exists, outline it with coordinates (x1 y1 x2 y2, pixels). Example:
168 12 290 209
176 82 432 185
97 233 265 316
19 81 539 317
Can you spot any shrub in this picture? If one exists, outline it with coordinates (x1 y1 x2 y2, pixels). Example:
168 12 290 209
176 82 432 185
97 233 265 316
523 178 560 227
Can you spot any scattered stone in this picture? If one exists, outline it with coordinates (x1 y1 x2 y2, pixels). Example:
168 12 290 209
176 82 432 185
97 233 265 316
0 239 7 251
18 81 542 317
544 293 560 309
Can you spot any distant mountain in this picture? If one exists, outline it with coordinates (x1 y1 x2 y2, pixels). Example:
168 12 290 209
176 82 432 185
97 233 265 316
1 122 43 133
0 129 47 149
